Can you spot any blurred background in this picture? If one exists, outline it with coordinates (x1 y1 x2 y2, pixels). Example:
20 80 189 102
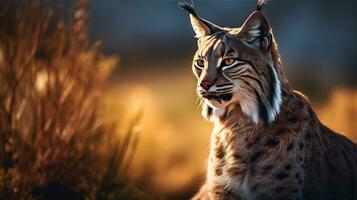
1 0 357 200
90 0 357 198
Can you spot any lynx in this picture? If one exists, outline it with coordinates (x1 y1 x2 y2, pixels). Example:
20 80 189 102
179 0 357 199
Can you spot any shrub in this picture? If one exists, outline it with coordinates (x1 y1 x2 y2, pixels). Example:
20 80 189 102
0 1 149 199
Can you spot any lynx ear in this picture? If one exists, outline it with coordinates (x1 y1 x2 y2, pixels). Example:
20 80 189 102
179 0 221 38
189 15 212 38
239 11 271 51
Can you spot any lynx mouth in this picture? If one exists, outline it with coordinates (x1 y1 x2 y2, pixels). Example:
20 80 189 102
202 93 233 103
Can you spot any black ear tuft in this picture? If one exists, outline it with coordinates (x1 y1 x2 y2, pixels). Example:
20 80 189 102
178 0 222 38
178 0 197 16
257 0 269 11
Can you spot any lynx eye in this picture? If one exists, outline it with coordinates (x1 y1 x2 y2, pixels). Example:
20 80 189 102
222 58 236 66
195 59 205 68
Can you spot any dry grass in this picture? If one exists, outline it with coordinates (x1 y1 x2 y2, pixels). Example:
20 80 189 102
0 1 150 199
317 88 357 141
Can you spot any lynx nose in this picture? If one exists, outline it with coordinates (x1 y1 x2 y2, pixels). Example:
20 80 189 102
200 80 213 91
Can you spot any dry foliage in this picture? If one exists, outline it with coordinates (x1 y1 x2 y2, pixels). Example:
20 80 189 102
0 1 148 199
317 88 357 142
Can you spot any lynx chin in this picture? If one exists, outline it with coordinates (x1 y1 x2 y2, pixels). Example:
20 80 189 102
179 0 357 199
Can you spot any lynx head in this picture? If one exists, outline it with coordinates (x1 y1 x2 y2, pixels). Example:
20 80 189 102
179 0 282 124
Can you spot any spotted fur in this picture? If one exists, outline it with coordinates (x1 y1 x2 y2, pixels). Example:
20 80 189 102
179 1 357 200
